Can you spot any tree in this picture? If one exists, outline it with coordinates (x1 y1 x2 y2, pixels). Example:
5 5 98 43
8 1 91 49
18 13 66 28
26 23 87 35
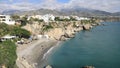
10 27 31 38
55 17 60 21
70 17 77 21
11 15 20 21
21 16 28 26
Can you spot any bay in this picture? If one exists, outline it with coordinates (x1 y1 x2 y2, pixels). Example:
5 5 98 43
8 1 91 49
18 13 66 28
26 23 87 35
47 22 120 68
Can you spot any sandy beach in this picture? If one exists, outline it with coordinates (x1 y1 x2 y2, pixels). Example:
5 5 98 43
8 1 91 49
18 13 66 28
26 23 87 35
16 39 58 68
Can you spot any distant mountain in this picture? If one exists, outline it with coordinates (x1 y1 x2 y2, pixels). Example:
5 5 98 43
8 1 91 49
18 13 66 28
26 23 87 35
21 9 64 16
1 10 23 15
1 8 120 17
111 12 120 16
1 9 64 16
59 7 111 16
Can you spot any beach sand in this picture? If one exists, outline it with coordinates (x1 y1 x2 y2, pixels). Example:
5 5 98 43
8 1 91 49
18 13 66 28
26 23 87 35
16 39 58 68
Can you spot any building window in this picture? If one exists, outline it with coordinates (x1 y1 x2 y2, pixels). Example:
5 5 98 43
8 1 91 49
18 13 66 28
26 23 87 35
0 16 6 18
2 19 5 21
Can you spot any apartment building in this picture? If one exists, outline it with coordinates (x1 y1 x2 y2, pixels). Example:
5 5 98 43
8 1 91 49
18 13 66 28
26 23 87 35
0 15 15 25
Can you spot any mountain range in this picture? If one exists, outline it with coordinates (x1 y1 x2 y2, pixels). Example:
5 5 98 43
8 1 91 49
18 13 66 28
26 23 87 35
1 8 120 17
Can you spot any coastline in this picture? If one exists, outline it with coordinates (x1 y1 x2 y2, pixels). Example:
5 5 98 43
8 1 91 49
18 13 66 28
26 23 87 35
16 39 59 68
16 22 99 68
36 41 63 68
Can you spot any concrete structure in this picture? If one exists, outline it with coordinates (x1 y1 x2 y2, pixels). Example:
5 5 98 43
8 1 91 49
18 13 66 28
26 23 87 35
37 35 49 39
0 15 15 25
0 35 16 41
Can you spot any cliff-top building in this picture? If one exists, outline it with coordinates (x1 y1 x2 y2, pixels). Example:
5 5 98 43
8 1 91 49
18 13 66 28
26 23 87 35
0 15 15 25
27 14 55 23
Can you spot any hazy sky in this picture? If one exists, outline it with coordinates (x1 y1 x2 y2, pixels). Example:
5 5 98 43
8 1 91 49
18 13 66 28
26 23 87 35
0 0 120 12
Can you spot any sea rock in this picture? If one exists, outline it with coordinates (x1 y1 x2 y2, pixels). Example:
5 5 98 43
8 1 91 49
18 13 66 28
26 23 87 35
59 35 66 41
82 66 95 68
64 32 75 38
82 24 92 30
45 65 52 68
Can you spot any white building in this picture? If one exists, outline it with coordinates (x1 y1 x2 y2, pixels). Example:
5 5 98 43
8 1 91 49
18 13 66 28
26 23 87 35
27 14 55 23
79 17 90 20
72 16 90 21
0 15 15 25
42 14 55 22
59 16 70 19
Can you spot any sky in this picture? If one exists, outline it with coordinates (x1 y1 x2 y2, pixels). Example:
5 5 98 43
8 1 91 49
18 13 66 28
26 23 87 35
0 0 120 13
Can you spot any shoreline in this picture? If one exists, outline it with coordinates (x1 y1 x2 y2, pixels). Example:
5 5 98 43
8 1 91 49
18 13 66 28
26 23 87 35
16 39 59 68
36 41 62 68
16 22 99 68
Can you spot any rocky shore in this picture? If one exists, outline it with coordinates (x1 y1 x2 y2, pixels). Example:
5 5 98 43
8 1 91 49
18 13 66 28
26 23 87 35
17 21 100 68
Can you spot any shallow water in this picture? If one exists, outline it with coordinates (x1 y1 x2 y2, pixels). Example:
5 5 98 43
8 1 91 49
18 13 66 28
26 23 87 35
46 22 120 68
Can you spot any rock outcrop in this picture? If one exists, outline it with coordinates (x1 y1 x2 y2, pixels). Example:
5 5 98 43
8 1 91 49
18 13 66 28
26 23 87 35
82 66 95 68
46 28 64 40
82 24 92 30
45 65 52 68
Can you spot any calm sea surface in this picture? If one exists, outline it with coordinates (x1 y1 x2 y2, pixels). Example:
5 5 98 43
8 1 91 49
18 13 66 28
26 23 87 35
46 22 120 68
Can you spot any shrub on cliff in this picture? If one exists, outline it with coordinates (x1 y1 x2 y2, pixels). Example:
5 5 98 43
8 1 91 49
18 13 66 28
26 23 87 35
0 23 14 37
10 27 31 39
0 40 17 68
42 25 53 32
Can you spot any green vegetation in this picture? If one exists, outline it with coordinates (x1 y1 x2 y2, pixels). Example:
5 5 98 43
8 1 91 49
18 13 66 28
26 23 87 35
81 20 90 24
21 16 28 26
33 18 44 22
28 17 44 24
0 23 31 39
70 17 77 21
55 17 76 21
72 22 77 27
0 23 13 37
55 17 60 21
10 27 31 39
42 24 53 32
11 15 20 21
0 40 17 68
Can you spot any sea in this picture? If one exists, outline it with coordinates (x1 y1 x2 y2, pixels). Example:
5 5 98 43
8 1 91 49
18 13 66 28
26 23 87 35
41 22 120 68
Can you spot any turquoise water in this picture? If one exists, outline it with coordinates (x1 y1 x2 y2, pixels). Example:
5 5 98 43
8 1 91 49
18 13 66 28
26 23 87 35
47 22 120 68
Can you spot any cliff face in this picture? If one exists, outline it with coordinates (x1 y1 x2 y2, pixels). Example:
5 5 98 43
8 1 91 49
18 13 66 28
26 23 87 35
45 28 64 40
82 24 92 30
22 21 96 41
22 23 43 34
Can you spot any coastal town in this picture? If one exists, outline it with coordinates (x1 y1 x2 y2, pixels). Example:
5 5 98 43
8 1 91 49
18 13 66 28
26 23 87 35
0 0 120 68
0 14 100 41
0 14 101 68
